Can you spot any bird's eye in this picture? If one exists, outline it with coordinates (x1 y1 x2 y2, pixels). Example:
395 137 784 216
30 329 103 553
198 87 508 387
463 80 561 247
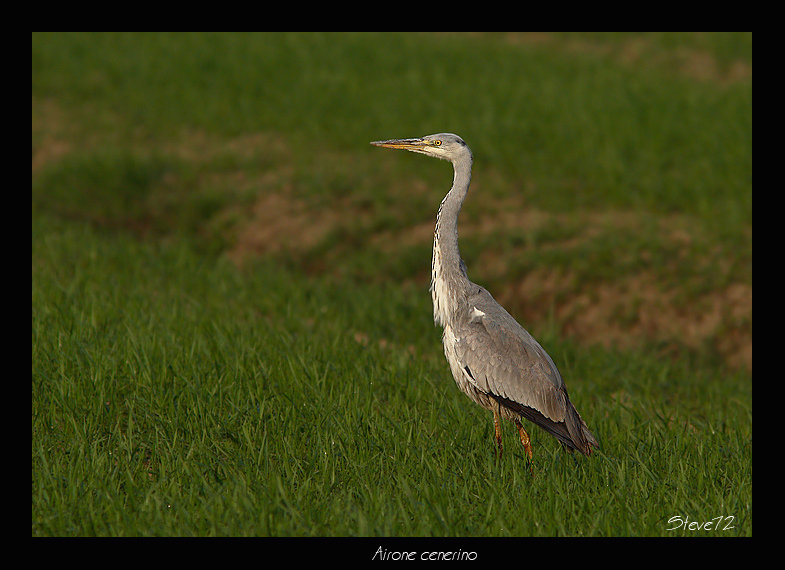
433 140 442 146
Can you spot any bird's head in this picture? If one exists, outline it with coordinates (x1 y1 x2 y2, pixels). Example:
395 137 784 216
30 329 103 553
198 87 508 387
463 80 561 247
371 133 472 164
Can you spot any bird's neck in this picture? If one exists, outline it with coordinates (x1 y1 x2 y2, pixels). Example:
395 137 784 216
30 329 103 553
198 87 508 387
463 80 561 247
431 157 472 328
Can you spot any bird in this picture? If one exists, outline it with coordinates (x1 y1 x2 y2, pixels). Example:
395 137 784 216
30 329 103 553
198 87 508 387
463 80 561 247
370 133 598 460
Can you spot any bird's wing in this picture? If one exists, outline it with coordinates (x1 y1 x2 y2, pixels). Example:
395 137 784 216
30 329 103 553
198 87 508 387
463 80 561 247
455 286 568 423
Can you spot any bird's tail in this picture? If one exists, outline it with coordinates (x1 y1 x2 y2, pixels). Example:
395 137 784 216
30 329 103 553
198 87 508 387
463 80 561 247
564 400 599 455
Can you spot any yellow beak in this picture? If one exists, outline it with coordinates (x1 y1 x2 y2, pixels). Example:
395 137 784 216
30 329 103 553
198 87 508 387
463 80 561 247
370 138 429 151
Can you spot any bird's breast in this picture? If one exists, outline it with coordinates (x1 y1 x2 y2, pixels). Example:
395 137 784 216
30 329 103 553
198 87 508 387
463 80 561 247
441 325 465 386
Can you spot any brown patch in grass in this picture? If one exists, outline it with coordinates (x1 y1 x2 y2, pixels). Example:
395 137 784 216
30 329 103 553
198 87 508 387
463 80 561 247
496 32 752 86
550 272 751 370
32 98 74 173
228 189 341 264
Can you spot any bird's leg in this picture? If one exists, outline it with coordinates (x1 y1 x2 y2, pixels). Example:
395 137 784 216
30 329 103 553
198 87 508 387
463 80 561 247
493 408 503 458
515 419 534 461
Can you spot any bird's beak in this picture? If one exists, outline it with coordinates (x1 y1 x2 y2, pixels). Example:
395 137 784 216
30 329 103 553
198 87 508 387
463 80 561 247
370 138 430 151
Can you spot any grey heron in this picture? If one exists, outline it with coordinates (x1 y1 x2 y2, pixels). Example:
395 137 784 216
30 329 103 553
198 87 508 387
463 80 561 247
371 133 598 459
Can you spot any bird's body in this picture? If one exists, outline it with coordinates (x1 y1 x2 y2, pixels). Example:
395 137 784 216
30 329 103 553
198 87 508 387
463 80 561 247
371 133 598 458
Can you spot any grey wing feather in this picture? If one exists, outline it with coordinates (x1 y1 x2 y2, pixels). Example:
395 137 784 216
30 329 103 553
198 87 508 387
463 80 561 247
456 285 598 454
456 286 568 422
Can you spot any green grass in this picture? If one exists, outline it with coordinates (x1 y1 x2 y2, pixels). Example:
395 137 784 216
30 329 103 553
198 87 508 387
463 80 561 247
32 32 752 536
32 216 751 536
32 32 751 221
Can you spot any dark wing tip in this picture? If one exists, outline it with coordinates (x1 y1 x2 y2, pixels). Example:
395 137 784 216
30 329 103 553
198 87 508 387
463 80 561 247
494 393 598 455
563 399 599 455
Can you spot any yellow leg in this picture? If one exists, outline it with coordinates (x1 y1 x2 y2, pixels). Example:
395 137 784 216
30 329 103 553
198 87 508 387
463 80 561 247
515 419 534 460
493 408 503 458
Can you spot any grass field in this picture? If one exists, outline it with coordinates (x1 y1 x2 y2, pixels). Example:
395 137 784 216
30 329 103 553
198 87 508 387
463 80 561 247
32 32 752 537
